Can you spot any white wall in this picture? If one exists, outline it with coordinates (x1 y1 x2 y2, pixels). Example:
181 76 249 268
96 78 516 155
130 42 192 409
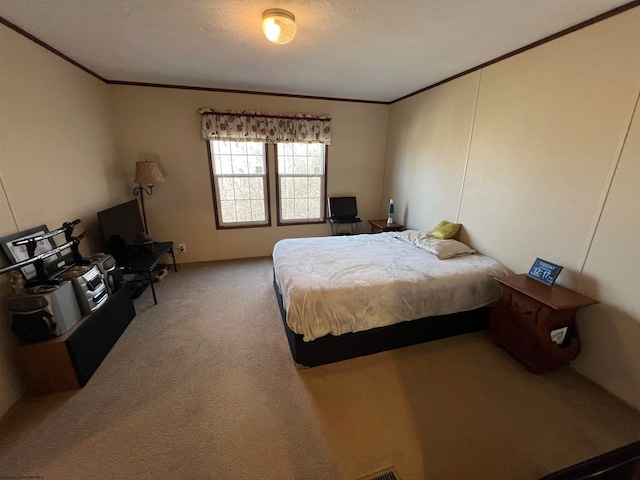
0 24 121 416
111 87 388 261
382 7 640 409
382 71 480 228
574 92 640 407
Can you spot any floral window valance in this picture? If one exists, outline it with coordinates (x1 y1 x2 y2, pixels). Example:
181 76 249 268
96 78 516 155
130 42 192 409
198 108 332 145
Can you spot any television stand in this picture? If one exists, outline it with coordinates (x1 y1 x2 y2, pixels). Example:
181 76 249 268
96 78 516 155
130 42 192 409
329 218 362 235
117 242 176 305
128 278 150 299
15 283 136 394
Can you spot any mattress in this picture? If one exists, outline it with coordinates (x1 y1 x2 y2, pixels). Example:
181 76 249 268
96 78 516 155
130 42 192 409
272 232 512 341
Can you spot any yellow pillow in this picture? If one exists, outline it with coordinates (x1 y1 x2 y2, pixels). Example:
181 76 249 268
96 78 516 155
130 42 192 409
428 220 462 239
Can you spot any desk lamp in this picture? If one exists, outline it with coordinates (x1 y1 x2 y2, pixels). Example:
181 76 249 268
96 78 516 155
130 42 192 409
133 160 165 235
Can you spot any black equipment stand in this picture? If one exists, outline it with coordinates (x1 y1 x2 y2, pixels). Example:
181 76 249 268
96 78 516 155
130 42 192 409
116 242 177 305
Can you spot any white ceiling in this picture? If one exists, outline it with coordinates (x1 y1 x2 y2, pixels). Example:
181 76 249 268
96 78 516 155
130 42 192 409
0 0 633 103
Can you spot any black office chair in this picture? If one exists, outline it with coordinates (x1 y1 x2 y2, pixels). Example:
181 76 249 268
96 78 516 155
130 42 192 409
328 196 362 235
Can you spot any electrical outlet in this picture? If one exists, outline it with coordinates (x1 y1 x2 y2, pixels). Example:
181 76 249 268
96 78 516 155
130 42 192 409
179 243 186 253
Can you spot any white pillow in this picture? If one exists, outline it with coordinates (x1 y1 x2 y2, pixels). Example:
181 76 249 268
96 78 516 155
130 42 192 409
394 231 476 259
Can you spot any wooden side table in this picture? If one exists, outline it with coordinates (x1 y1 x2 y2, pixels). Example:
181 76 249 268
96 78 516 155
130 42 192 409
368 219 405 234
489 274 597 373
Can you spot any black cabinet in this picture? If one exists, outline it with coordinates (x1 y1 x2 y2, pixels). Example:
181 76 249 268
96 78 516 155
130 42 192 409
16 283 136 394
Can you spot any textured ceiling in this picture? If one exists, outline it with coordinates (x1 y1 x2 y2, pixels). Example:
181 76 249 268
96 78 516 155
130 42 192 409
0 0 634 102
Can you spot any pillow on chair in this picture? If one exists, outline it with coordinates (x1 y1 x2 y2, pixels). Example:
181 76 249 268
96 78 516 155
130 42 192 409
428 220 462 239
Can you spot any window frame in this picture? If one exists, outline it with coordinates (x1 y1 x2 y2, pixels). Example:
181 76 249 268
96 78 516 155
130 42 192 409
275 144 328 226
206 140 272 230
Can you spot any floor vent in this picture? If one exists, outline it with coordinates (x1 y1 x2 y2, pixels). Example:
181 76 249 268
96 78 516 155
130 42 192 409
358 466 400 480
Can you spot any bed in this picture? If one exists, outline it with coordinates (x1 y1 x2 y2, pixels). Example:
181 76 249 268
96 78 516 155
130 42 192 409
273 231 512 367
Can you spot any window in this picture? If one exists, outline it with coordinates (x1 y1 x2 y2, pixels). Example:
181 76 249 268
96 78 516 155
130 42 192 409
276 143 327 225
207 140 270 228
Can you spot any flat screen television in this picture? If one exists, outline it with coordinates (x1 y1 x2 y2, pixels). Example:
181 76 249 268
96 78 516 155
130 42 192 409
328 197 357 218
97 200 145 245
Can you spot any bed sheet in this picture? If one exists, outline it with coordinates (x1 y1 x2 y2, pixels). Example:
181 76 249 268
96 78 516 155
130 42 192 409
272 232 512 341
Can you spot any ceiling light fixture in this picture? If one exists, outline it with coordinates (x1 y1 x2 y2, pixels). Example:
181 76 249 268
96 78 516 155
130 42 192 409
262 8 296 44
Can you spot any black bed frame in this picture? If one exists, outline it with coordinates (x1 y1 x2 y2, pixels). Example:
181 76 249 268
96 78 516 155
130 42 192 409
274 278 490 367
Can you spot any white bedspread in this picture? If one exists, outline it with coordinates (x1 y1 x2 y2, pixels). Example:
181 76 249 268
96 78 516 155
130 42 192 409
273 232 512 341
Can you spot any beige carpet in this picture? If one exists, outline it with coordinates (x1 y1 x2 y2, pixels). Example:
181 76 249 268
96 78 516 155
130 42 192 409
0 257 639 480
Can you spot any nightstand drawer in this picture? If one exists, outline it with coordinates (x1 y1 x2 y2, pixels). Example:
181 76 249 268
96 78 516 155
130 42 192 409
508 293 540 325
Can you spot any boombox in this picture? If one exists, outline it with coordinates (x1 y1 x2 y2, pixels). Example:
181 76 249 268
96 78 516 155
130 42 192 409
91 254 123 295
59 264 108 314
8 281 82 342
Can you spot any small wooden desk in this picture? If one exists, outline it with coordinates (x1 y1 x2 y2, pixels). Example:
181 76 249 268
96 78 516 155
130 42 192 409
489 274 597 373
368 219 405 234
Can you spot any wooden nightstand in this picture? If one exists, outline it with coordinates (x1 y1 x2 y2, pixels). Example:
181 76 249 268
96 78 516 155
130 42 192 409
368 219 405 234
489 274 597 373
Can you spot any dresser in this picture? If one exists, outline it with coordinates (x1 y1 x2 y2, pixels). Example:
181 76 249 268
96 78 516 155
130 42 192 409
489 274 597 373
